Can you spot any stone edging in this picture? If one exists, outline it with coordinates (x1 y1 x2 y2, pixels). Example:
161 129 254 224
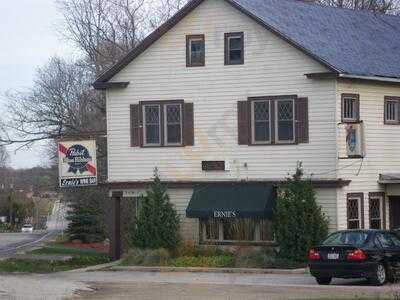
107 265 309 275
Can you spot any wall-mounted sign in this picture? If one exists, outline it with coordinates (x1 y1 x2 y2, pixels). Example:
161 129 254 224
213 211 237 218
202 161 226 171
58 140 97 188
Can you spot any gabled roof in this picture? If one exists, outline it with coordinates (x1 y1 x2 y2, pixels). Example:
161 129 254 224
93 0 400 87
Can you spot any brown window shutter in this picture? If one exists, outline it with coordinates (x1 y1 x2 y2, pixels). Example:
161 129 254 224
295 97 309 144
183 103 194 146
238 101 249 145
130 104 140 147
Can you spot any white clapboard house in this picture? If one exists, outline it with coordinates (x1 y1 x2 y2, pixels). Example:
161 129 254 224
94 0 400 249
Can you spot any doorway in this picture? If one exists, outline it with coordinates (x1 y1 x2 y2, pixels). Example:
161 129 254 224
389 196 400 230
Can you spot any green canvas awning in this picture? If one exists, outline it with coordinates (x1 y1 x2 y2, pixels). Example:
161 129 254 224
186 184 276 219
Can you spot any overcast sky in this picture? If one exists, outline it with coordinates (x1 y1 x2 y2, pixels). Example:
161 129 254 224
0 0 76 169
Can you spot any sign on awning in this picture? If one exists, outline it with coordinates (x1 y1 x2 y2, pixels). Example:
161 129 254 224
58 140 97 188
186 184 276 219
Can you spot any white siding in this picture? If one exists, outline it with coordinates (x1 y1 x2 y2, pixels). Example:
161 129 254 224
315 188 337 232
107 0 337 183
336 79 400 229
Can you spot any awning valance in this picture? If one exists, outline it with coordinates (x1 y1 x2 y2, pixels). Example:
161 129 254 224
186 184 276 219
379 174 400 184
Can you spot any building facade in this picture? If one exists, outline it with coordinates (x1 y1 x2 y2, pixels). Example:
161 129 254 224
94 0 400 252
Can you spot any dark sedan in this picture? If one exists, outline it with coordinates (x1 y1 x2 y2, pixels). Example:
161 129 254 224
309 230 400 286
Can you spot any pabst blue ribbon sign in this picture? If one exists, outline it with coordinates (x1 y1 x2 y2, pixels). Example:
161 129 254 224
58 140 97 187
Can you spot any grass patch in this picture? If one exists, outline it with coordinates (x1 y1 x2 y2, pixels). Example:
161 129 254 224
0 245 109 273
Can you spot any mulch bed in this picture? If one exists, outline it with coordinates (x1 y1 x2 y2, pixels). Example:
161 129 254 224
62 241 109 253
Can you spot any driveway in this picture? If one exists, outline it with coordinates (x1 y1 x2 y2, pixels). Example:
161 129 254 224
0 271 399 300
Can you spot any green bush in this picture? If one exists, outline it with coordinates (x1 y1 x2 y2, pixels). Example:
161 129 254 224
235 249 272 268
133 169 181 250
121 248 170 266
170 255 234 268
274 162 329 262
143 248 170 266
66 188 106 243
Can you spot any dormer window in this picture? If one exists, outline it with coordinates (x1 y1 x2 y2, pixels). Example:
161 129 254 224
224 32 244 65
186 35 205 67
341 93 360 123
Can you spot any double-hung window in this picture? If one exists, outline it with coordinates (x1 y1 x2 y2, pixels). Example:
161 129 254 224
342 94 360 123
249 96 295 144
369 193 385 230
275 99 295 143
251 100 271 144
347 193 364 229
142 101 183 147
384 96 400 124
186 35 205 67
164 103 182 145
224 32 244 65
143 104 161 146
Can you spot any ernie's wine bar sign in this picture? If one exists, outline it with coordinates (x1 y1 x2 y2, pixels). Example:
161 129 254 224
58 140 98 188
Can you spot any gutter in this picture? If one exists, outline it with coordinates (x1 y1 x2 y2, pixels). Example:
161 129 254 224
338 74 400 84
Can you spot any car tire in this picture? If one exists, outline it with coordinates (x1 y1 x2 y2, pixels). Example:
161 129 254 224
368 263 387 286
315 277 332 285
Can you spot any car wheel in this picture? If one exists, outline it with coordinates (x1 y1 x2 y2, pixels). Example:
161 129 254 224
315 277 332 285
368 263 387 286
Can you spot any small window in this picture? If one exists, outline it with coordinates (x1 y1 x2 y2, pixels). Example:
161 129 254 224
275 99 295 143
224 32 244 65
347 193 363 229
186 35 205 67
384 97 400 124
164 104 182 145
143 105 161 146
251 100 271 143
369 196 383 229
342 94 360 123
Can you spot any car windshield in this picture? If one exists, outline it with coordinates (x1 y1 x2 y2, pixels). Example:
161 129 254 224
23 225 32 228
323 231 369 247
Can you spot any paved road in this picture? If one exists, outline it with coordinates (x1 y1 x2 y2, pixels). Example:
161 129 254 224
0 271 399 300
0 231 57 257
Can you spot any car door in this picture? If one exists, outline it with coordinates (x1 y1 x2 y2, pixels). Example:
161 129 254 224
388 232 400 276
376 232 400 276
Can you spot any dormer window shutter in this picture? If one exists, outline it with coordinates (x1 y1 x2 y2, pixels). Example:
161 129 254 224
238 101 249 145
130 104 141 147
295 97 309 144
183 103 194 146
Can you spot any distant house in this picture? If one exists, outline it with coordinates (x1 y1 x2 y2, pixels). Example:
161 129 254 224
94 0 400 249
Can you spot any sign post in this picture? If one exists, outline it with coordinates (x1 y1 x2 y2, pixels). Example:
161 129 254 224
58 140 98 188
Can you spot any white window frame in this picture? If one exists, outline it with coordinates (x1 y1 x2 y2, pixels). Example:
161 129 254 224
251 100 271 144
143 104 161 147
164 103 183 146
275 99 295 144
348 196 362 229
369 196 384 229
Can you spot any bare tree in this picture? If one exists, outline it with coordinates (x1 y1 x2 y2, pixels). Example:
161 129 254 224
0 146 9 168
0 57 105 148
313 0 400 14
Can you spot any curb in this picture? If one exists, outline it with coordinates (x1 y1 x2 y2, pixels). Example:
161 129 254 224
64 260 123 273
107 265 309 275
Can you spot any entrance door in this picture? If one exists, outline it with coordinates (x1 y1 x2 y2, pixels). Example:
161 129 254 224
389 196 400 230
